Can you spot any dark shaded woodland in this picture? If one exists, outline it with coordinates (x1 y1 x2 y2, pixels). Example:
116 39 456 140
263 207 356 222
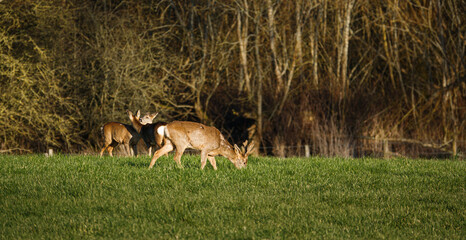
1 0 464 157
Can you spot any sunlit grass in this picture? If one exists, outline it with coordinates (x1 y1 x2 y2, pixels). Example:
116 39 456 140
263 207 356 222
0 154 464 239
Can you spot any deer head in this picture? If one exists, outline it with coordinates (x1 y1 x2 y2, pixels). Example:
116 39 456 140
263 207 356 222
232 140 255 169
139 112 158 124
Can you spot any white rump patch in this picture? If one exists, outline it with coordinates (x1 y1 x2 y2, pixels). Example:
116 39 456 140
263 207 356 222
157 125 167 138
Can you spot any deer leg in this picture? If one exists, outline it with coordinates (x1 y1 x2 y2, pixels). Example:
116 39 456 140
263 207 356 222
200 151 208 170
208 156 218 170
108 146 114 157
100 137 114 157
155 139 168 157
132 144 138 157
148 146 152 157
100 146 108 157
108 142 118 157
149 141 173 169
173 147 186 169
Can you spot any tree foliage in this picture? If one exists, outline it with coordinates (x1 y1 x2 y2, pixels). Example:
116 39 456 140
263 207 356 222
0 0 464 157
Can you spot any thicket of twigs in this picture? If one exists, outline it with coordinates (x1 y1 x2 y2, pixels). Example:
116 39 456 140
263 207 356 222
1 0 464 157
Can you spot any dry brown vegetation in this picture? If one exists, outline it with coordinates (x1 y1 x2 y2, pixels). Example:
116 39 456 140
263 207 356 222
0 0 464 157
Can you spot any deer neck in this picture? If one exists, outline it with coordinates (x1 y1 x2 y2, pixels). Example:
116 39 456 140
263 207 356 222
130 118 143 133
218 139 237 163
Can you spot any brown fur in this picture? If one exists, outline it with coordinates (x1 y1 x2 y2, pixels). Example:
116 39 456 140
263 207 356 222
99 122 140 157
100 110 151 157
145 121 254 170
127 112 166 156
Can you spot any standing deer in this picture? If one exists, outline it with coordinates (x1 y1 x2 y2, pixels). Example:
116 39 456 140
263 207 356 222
100 110 153 157
128 115 254 170
133 112 167 156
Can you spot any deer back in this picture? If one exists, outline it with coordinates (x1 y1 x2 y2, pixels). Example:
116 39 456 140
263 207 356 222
165 121 222 150
102 122 138 143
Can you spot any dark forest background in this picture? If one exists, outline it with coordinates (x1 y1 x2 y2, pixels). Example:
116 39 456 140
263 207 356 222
0 0 464 158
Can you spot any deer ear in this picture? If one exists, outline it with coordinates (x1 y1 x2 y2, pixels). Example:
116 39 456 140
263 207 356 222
127 110 135 121
126 110 133 118
136 110 140 118
151 112 159 120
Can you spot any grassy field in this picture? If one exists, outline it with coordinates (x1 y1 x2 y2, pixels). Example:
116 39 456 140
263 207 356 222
0 154 464 239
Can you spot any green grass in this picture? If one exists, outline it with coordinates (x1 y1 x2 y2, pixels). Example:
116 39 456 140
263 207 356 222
0 154 464 239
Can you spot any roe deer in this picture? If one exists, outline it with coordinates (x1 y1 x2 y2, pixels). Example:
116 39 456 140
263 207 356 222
100 110 152 157
131 112 168 156
141 120 253 170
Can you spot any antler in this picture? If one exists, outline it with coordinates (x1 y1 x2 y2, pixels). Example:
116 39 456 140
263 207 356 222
242 140 255 156
241 140 248 153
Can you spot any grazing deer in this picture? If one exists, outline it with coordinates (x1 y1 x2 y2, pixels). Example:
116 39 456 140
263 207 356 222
139 120 253 170
132 112 168 156
100 110 152 157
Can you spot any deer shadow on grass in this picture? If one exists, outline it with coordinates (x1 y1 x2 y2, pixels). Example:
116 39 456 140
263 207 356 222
119 154 177 169
121 154 229 170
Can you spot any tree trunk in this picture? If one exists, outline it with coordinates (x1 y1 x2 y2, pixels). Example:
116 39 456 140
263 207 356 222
266 0 284 93
237 0 250 93
254 2 264 154
339 0 355 99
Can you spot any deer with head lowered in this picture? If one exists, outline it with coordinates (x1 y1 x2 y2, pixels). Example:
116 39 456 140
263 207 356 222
128 115 254 170
129 111 167 156
100 110 153 157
